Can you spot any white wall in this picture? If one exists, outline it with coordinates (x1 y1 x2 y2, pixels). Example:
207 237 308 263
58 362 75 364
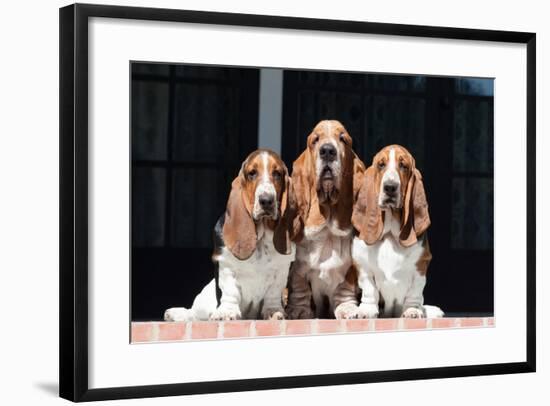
0 0 546 405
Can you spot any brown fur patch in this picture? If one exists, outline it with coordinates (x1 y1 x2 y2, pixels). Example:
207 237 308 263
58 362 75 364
353 144 431 248
289 120 365 240
223 149 292 259
415 237 432 276
223 176 257 260
333 265 360 311
399 167 430 247
352 165 384 244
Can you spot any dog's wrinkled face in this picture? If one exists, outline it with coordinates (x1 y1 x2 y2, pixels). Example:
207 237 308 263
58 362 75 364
372 145 415 209
307 120 353 204
241 150 288 221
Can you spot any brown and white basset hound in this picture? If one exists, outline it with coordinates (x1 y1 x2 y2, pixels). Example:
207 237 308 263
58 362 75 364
164 149 295 322
285 120 366 319
351 145 443 318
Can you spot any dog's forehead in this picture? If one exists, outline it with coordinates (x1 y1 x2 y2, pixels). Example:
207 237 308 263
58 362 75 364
393 145 412 161
374 146 392 162
266 152 284 170
314 120 346 137
244 151 263 170
374 145 412 163
245 150 285 173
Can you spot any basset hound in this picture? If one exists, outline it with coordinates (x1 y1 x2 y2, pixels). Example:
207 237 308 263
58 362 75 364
351 145 443 318
285 120 366 319
164 149 295 322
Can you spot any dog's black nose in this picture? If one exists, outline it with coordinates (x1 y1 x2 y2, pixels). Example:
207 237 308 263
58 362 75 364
319 143 337 161
383 182 398 195
259 194 275 209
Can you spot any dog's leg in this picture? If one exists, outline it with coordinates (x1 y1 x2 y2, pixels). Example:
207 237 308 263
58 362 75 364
210 266 242 321
164 279 218 321
401 273 426 318
285 260 314 319
262 264 291 320
355 265 380 318
190 279 218 320
333 266 360 319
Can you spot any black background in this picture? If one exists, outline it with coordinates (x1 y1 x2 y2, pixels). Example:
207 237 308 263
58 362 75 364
131 63 494 321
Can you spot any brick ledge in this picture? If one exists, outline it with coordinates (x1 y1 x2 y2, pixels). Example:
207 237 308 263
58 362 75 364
131 317 495 343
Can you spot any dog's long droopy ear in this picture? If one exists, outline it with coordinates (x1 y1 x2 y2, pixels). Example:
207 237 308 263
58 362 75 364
352 166 383 245
288 151 310 242
399 168 431 247
279 165 290 218
273 170 292 255
334 151 366 230
223 175 257 260
353 153 366 202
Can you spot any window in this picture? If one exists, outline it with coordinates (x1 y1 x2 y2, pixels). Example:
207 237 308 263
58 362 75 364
131 63 259 320
452 79 494 250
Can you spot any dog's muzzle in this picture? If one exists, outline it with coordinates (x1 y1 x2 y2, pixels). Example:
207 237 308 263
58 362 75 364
380 180 399 208
319 143 337 162
317 143 341 203
255 192 277 220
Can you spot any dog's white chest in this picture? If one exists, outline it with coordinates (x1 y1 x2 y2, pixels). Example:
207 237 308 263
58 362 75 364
374 238 422 278
220 229 295 307
355 236 423 296
298 222 352 288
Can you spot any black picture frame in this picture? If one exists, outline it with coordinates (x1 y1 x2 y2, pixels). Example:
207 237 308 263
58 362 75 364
59 3 536 402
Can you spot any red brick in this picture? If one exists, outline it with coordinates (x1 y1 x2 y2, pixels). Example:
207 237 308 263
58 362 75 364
403 318 428 330
223 321 251 338
255 321 281 337
191 322 219 340
431 318 458 329
345 319 372 333
374 318 399 331
158 322 186 341
285 320 312 336
487 317 495 326
317 319 342 334
131 323 153 343
459 318 484 328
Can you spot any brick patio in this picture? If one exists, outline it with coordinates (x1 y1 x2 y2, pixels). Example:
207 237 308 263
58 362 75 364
131 317 495 343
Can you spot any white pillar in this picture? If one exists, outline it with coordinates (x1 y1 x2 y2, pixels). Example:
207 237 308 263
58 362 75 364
257 68 283 155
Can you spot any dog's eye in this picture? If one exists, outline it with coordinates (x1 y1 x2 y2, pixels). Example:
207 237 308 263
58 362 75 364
377 161 386 170
272 170 282 180
399 162 409 171
339 133 347 144
312 135 319 145
247 169 257 180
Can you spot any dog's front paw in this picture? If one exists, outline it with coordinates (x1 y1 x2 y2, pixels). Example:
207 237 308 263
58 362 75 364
262 308 286 320
401 307 424 319
356 303 379 319
285 305 314 320
209 306 241 321
164 307 194 322
334 302 360 319
423 305 445 318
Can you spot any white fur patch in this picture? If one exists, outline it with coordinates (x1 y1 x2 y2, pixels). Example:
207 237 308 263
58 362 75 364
378 147 402 207
295 224 353 316
253 152 278 220
164 279 217 322
352 213 443 318
166 227 296 321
